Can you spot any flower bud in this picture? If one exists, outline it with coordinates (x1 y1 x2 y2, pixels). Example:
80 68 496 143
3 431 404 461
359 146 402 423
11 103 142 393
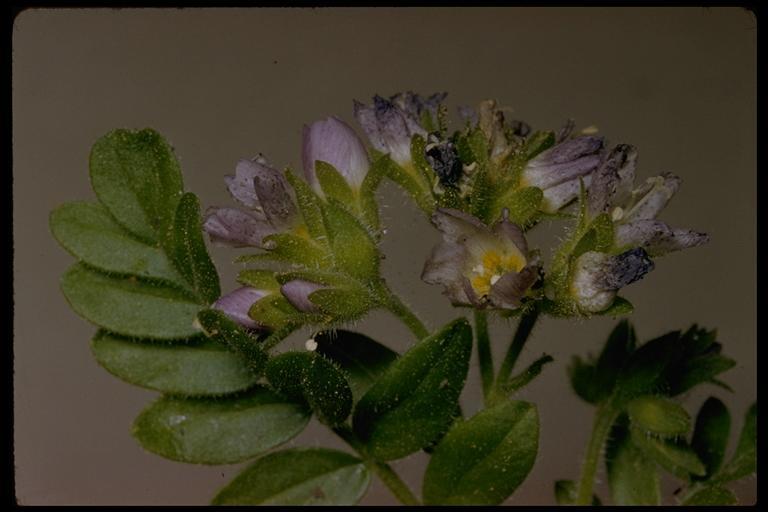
302 116 370 192
212 287 269 329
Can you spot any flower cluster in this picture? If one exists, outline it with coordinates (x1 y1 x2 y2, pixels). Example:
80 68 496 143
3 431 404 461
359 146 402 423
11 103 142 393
205 92 709 332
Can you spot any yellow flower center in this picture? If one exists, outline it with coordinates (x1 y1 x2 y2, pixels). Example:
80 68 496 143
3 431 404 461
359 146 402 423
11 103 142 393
470 249 527 297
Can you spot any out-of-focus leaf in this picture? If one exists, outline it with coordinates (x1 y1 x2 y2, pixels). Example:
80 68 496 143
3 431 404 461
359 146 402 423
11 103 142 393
691 397 731 479
211 448 369 505
715 402 756 483
605 421 660 505
630 426 706 478
627 395 691 438
681 486 737 506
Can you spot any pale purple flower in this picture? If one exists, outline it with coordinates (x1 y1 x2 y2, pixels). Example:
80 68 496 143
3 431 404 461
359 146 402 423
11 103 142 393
588 148 709 256
302 116 370 191
280 279 328 313
212 286 269 329
354 92 445 167
421 208 539 310
570 248 655 313
203 156 297 248
521 135 605 212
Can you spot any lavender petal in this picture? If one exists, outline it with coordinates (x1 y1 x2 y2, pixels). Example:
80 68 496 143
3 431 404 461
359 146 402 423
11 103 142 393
280 279 326 313
212 287 269 329
202 207 274 248
303 116 370 190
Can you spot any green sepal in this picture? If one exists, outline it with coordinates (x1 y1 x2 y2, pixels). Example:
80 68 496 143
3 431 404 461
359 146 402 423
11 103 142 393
629 426 706 478
313 330 399 402
274 269 351 288
315 160 354 205
422 401 538 505
261 232 330 269
61 263 202 339
321 198 379 281
359 154 387 230
381 152 435 214
411 133 438 187
284 168 327 242
211 448 370 505
521 130 556 161
353 318 472 461
265 351 353 426
91 330 259 396
691 397 731 479
131 386 311 465
627 395 691 438
165 193 221 304
308 287 375 321
196 309 268 375
49 201 188 289
248 294 302 330
490 186 543 228
89 128 183 243
572 213 614 259
596 296 634 317
237 269 280 291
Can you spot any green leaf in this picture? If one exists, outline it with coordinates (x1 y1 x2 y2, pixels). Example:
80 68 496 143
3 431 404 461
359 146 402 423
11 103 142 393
196 309 268 375
353 318 472 461
321 199 379 280
50 201 187 287
716 402 756 483
284 168 327 242
630 426 706 478
554 480 601 506
422 401 538 505
91 330 258 396
614 331 680 400
315 160 354 204
627 396 691 438
605 421 660 505
165 193 220 304
691 397 731 479
212 448 370 505
89 128 183 243
266 351 353 426
381 154 435 214
681 486 737 506
61 263 202 339
568 356 601 404
313 330 398 402
132 386 310 465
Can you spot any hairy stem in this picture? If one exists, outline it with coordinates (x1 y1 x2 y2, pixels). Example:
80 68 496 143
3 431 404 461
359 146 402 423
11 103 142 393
375 281 430 340
474 310 494 405
333 425 421 505
494 307 540 389
575 403 620 505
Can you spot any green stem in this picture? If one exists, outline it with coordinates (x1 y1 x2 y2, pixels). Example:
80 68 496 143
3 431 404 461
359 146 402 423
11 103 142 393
375 281 430 340
494 307 540 389
262 321 301 351
474 310 494 405
333 425 421 506
575 403 620 505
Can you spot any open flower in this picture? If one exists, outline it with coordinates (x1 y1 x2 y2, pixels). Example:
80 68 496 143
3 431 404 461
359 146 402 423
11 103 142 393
422 208 539 310
588 145 709 256
570 248 655 313
212 286 270 329
203 156 298 248
521 135 605 212
353 92 445 167
303 116 370 192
